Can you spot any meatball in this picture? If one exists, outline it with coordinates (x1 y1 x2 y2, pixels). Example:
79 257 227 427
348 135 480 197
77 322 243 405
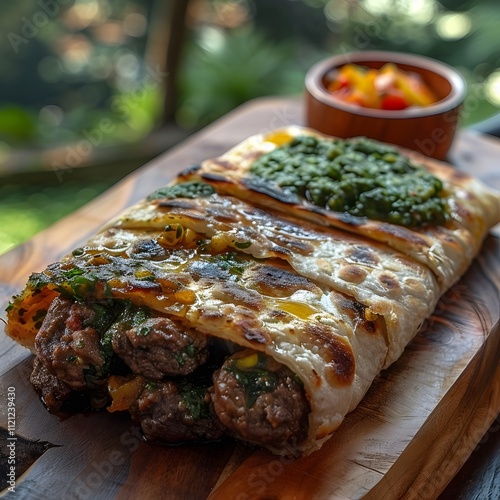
129 380 225 443
34 296 105 390
211 350 310 450
112 316 208 379
30 356 72 412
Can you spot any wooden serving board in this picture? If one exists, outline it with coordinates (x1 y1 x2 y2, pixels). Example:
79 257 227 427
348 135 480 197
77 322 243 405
1 98 499 499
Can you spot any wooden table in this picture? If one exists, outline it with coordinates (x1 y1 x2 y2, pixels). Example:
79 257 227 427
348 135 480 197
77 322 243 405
0 97 499 499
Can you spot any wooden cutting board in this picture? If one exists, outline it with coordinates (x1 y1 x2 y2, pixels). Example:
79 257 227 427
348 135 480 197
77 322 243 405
1 98 499 499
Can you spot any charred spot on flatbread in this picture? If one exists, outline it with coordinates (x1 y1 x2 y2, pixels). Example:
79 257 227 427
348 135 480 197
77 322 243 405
347 246 380 266
242 177 301 205
158 200 198 210
335 212 365 227
237 313 270 344
247 262 319 298
377 222 430 247
201 172 233 184
130 239 168 260
336 294 379 335
212 282 264 310
178 164 201 176
265 235 315 256
337 264 367 284
304 323 355 387
187 260 232 282
378 273 400 291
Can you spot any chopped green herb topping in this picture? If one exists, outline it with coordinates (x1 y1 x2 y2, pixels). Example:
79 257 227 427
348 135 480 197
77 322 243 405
27 272 50 290
227 352 278 408
87 302 119 333
235 241 252 249
184 343 197 358
145 381 158 391
147 181 215 201
209 251 249 280
179 382 210 420
175 351 186 366
137 325 151 336
63 267 85 278
174 343 197 367
104 302 150 341
249 135 449 227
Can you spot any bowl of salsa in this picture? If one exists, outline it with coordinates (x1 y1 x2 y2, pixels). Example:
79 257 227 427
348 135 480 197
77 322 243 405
305 51 467 160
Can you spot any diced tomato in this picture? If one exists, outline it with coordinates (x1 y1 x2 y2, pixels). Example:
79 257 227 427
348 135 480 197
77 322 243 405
381 94 409 110
336 74 351 90
327 74 350 92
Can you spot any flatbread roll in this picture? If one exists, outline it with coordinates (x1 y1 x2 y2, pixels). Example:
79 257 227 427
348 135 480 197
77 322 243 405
184 126 500 289
5 128 500 457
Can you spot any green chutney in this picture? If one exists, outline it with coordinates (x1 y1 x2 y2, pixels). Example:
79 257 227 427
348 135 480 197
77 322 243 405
249 135 449 227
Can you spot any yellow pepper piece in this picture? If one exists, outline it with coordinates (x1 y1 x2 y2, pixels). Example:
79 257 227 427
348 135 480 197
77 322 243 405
135 268 154 280
183 228 198 247
107 376 145 413
265 131 294 146
364 308 379 322
393 72 432 107
158 224 184 247
236 352 259 369
209 233 228 253
340 63 365 88
174 289 196 305
359 69 380 108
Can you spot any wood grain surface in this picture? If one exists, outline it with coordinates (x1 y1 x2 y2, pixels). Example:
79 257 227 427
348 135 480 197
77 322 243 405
1 97 499 499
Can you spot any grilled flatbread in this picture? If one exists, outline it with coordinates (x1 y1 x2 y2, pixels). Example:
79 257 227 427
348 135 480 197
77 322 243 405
184 126 500 289
5 127 500 456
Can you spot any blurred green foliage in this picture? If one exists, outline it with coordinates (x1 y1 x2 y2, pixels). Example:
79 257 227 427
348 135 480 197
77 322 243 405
1 0 500 256
1 0 499 150
177 27 305 128
0 177 117 255
177 0 500 128
0 106 38 145
0 0 160 151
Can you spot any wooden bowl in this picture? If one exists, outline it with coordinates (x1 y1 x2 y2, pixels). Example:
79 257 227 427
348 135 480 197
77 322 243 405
305 51 467 160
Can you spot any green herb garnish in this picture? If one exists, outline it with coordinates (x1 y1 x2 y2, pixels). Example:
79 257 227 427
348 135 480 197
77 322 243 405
179 382 210 420
227 352 278 408
209 251 249 279
249 135 449 227
235 241 252 249
147 181 215 201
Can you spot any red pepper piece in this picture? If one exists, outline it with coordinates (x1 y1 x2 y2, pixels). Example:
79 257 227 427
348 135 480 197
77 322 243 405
381 94 409 110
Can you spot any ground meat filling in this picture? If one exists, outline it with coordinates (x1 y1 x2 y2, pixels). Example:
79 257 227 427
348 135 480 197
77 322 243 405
211 350 310 450
30 356 72 412
129 380 225 443
111 317 209 379
34 296 105 391
30 296 309 451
